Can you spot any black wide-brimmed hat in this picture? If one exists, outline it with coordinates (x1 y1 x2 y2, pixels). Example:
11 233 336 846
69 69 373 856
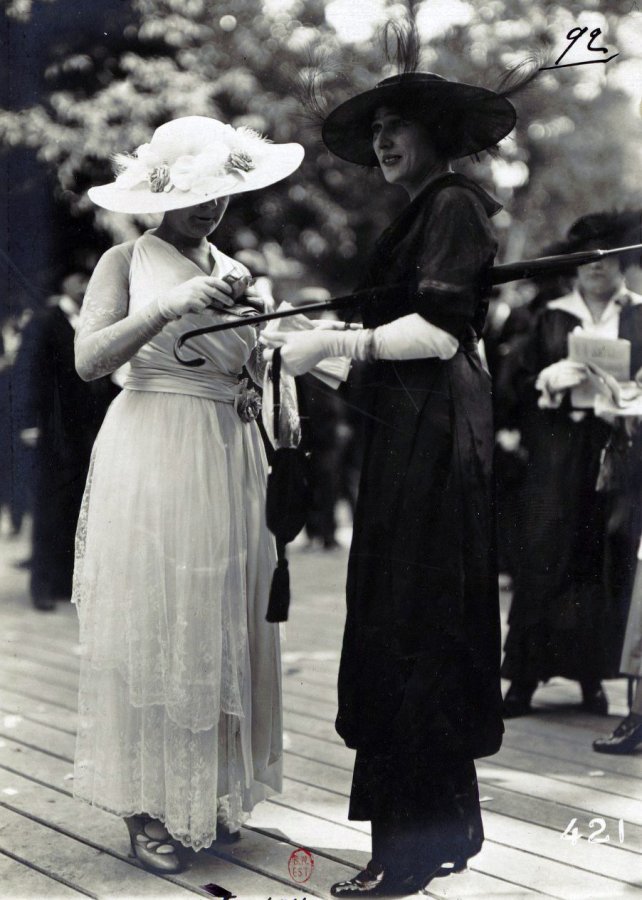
321 72 517 165
564 210 642 253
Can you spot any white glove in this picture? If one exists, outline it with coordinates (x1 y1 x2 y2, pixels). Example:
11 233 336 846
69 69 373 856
157 276 234 320
536 359 587 409
373 314 458 360
537 359 587 393
261 314 458 376
261 328 372 376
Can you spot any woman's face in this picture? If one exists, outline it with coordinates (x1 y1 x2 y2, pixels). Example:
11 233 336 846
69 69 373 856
371 106 441 196
576 255 623 300
161 196 230 243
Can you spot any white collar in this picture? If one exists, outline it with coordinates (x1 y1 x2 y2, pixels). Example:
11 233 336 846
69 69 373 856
547 285 642 324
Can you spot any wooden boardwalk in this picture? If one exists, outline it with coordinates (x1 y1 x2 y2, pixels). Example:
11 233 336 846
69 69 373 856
0 529 640 899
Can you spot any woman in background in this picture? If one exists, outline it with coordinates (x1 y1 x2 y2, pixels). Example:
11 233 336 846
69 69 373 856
502 212 642 718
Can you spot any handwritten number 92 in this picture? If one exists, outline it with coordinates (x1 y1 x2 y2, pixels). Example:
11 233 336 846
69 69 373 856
545 26 619 69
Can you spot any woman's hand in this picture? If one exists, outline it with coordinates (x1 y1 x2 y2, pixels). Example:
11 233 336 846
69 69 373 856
261 331 334 375
244 284 276 314
539 359 587 394
158 276 233 320
261 329 369 375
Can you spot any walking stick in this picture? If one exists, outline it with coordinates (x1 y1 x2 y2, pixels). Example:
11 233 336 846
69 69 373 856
174 243 642 367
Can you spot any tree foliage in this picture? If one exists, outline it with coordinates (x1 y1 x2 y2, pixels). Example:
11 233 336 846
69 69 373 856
2 0 642 301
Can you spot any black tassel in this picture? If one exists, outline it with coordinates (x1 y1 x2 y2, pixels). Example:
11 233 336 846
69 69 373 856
266 541 291 623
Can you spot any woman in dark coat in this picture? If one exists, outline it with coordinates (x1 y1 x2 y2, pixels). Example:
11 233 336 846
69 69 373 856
263 70 519 895
501 213 642 718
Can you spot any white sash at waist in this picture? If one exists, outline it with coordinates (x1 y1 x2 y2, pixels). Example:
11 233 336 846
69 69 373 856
124 366 241 403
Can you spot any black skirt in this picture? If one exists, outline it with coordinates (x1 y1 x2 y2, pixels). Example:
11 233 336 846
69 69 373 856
350 749 483 883
502 412 637 684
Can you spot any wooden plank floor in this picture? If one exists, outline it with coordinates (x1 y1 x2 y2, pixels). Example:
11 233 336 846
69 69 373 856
0 525 641 899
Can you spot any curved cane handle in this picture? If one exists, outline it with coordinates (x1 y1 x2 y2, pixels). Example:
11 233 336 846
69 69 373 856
173 330 207 367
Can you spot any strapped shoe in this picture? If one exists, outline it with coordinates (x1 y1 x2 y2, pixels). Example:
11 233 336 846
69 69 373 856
331 862 434 898
125 815 187 874
331 862 387 897
593 714 642 755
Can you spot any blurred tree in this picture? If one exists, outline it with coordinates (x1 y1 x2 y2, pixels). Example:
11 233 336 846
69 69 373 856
1 0 641 313
433 0 642 260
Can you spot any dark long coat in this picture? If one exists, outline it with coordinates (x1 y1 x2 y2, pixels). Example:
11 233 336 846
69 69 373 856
14 304 119 600
336 174 505 793
501 301 642 683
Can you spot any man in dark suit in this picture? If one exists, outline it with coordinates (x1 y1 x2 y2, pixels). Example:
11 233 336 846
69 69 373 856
14 273 119 610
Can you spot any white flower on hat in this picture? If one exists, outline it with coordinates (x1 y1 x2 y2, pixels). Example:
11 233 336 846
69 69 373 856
169 155 197 192
171 146 231 192
113 142 165 190
113 126 264 195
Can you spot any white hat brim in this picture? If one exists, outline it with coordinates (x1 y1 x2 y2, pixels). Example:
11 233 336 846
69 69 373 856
89 142 304 214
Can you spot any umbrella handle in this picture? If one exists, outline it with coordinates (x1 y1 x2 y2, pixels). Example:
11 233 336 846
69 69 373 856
173 295 359 365
174 330 207 367
173 304 267 366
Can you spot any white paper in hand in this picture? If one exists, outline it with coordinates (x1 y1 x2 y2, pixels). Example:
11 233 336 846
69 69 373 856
568 333 631 408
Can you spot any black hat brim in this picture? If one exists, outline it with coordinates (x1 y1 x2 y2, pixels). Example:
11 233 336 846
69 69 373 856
564 210 642 254
322 79 516 164
556 210 642 272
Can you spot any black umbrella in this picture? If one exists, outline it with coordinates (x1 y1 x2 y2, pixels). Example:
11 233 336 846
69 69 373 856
174 244 642 366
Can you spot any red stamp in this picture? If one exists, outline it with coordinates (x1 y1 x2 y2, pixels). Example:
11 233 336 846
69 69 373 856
288 848 314 884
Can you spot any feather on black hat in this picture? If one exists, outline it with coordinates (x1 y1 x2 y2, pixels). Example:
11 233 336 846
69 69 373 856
321 19 539 164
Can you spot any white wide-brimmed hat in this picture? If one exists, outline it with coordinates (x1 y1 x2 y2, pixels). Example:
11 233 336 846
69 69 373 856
88 116 304 214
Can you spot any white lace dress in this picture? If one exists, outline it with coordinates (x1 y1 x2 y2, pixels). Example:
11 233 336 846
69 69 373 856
72 233 281 850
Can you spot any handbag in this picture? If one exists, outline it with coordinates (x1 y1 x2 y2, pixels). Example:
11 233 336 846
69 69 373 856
263 348 311 622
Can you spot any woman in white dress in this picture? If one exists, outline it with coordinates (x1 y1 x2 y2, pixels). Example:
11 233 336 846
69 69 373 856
72 116 303 872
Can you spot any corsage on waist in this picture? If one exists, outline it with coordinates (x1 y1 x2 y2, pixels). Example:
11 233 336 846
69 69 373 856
234 378 262 424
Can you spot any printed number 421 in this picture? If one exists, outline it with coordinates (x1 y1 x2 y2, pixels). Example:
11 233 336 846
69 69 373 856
561 817 625 844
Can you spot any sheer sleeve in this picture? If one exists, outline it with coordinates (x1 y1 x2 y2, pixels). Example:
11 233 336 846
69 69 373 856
75 243 169 381
411 186 497 337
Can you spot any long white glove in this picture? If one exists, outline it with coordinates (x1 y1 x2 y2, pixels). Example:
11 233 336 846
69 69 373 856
261 313 458 376
535 359 587 409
